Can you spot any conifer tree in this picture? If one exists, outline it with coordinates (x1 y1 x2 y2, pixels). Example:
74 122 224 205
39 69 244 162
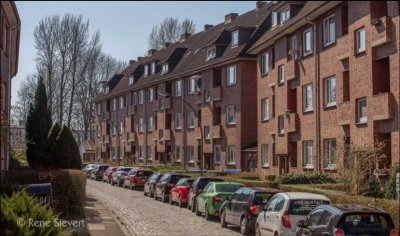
47 123 61 167
53 125 82 169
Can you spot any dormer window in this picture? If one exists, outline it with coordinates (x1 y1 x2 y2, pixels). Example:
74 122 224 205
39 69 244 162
280 9 290 23
104 86 109 94
144 64 149 77
206 47 216 60
231 30 239 47
161 64 169 74
272 12 278 27
151 62 156 74
128 76 135 85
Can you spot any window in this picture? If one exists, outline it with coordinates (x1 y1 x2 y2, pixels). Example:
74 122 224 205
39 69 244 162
290 36 298 60
132 92 137 105
113 98 117 111
129 76 135 85
144 64 148 77
204 126 210 139
112 125 117 135
175 80 182 96
303 84 313 112
324 139 337 169
356 97 367 123
147 116 153 131
151 62 156 74
97 125 101 137
271 12 278 27
207 47 216 60
280 9 290 23
175 146 181 161
226 105 236 125
261 52 269 75
188 76 201 94
147 146 153 160
161 64 169 74
355 27 365 54
105 86 109 94
278 65 285 84
187 146 194 163
148 88 154 102
278 116 284 134
204 89 211 103
227 145 235 164
214 145 221 163
119 121 124 134
261 98 270 121
324 76 336 107
175 113 182 129
119 96 124 109
274 196 286 211
262 144 269 167
159 98 164 110
138 146 143 159
139 117 144 132
303 28 313 56
232 30 239 46
324 15 336 46
227 65 237 85
308 209 324 226
139 90 144 104
187 111 195 128
303 141 314 168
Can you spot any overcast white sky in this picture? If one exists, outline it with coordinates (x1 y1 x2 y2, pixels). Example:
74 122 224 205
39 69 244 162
12 1 257 105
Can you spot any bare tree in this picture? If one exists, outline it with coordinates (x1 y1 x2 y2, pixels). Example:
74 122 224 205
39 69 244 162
12 74 37 125
181 18 196 34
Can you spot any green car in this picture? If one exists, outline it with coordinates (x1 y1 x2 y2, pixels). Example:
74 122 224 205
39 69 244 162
195 182 244 220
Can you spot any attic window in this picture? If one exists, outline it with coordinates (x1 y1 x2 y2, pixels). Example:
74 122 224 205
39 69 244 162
272 12 278 27
151 62 156 74
144 65 149 77
161 64 169 74
232 30 239 47
104 86 109 94
128 76 135 85
206 47 216 60
280 9 290 23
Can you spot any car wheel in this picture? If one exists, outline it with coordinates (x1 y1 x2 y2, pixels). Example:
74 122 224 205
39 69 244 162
178 196 183 208
255 224 261 236
191 199 196 212
195 201 201 216
220 210 227 228
204 204 211 221
187 198 191 210
150 189 154 198
240 216 249 235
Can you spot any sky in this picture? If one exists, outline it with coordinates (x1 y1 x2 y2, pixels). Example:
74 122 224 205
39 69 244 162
12 1 257 105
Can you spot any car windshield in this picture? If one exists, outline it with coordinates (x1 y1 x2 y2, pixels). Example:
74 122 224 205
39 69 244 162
122 168 132 172
99 166 109 170
288 199 330 215
137 171 152 176
170 175 189 184
215 184 243 193
254 192 274 205
338 213 393 235
198 178 223 189
177 179 193 187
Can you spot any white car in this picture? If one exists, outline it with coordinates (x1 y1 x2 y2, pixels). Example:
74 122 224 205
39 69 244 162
255 192 330 236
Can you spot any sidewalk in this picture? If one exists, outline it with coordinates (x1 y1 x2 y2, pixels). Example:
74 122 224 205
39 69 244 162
84 194 128 236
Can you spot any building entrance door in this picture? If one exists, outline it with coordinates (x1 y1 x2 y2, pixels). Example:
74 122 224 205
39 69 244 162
204 154 212 170
279 156 289 175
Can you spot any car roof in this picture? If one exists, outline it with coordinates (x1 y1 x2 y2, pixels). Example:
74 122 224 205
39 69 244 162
323 204 387 214
214 182 244 185
250 187 282 193
196 176 223 180
280 192 330 201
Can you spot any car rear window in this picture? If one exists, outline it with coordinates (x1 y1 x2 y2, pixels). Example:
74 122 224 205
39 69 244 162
170 175 190 184
197 178 223 189
338 213 394 235
288 199 330 215
215 184 243 193
137 171 152 176
178 179 193 187
122 168 132 172
254 192 274 205
99 166 109 170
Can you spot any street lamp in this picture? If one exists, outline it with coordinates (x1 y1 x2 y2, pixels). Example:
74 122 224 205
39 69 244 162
96 113 121 166
158 91 204 176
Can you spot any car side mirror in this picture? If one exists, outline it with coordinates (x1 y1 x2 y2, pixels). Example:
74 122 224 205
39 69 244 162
297 220 307 228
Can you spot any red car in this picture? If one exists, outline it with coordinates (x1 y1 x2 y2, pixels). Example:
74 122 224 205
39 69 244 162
123 169 153 190
169 178 194 207
102 166 118 183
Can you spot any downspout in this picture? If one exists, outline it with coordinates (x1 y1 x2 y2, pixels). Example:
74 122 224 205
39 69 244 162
305 18 321 173
182 80 187 170
144 94 147 166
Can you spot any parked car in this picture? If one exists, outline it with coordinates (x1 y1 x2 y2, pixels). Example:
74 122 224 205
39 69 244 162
154 173 190 203
123 169 153 189
84 164 97 178
144 173 163 197
255 192 330 236
111 167 133 187
82 163 88 170
220 187 281 235
296 204 397 236
102 166 118 183
90 165 110 181
195 182 244 221
169 178 194 207
187 176 224 212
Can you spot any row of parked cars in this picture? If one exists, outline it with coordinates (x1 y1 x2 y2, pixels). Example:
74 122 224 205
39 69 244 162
82 164 398 236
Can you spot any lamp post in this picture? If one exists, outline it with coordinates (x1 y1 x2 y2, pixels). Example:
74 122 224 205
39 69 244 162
158 91 203 176
97 113 121 166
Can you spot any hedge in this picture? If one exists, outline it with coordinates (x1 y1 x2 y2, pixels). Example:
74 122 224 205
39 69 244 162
1 169 86 219
280 184 399 229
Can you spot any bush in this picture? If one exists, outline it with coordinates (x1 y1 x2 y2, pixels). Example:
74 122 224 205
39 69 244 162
266 175 277 181
384 165 400 199
276 173 338 184
53 126 82 169
1 190 70 236
363 176 384 198
47 123 61 167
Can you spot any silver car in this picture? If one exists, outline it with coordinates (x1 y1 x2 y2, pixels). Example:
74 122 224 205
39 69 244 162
111 167 133 187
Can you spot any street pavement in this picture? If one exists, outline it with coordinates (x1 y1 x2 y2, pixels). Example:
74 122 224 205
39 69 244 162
87 179 243 236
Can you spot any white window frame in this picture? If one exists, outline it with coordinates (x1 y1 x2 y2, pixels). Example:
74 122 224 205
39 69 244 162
226 105 236 125
280 9 290 23
112 125 117 135
187 146 194 163
227 145 236 164
323 15 336 46
290 35 298 60
206 47 216 60
262 144 269 167
161 64 169 74
175 146 181 161
187 111 195 128
261 98 270 121
303 140 314 168
119 96 124 109
261 52 269 75
227 65 237 86
303 28 313 56
113 98 117 111
271 12 278 27
188 77 200 94
204 89 211 103
278 115 285 134
129 76 134 85
324 139 337 169
147 116 153 131
148 87 154 102
278 65 285 84
357 97 367 123
132 92 137 105
355 27 366 54
139 90 144 104
303 83 313 112
175 80 182 97
139 117 144 132
324 76 336 107
105 86 109 94
175 113 182 130
144 64 148 77
204 126 210 139
147 145 153 160
151 62 156 74
232 30 239 47
214 145 221 163
119 121 124 134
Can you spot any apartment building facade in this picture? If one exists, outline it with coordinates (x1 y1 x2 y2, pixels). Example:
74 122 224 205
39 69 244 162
248 1 399 179
0 1 20 171
93 2 275 171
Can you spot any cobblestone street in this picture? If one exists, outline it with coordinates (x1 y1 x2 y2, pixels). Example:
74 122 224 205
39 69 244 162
87 179 243 236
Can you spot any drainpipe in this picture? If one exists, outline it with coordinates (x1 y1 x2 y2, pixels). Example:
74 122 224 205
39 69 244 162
305 18 321 173
144 95 147 166
182 80 187 170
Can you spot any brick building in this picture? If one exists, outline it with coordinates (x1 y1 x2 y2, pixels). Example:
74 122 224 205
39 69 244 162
248 1 399 179
0 1 20 171
93 2 276 171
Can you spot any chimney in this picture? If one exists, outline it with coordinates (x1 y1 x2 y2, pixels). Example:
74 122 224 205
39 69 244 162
225 13 238 24
148 49 157 56
180 32 191 41
137 56 143 61
204 24 214 31
165 42 171 48
256 1 267 10
129 60 136 65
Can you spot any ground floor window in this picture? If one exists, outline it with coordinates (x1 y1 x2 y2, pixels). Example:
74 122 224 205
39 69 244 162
324 139 337 169
227 145 236 164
